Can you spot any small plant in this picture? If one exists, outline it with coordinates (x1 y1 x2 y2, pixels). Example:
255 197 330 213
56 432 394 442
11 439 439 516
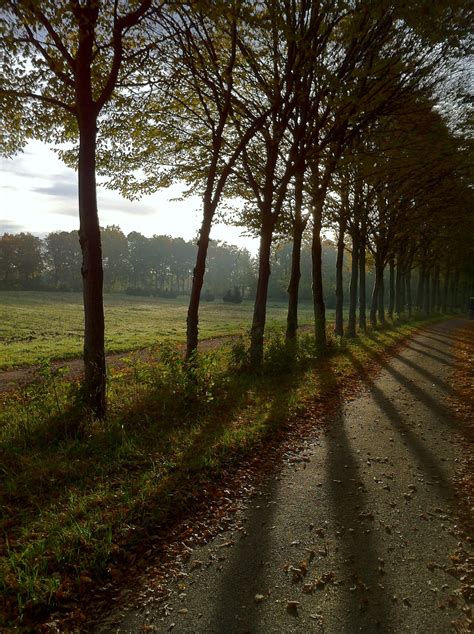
229 334 250 371
263 328 297 375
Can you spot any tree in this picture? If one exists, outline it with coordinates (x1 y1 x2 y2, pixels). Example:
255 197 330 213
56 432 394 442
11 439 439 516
44 230 82 290
0 233 19 288
1 0 155 417
102 225 129 291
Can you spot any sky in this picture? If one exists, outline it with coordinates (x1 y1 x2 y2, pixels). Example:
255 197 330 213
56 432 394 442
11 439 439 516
0 140 260 254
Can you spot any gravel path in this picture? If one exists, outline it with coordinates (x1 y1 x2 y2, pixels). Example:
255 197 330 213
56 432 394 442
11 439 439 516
104 319 472 633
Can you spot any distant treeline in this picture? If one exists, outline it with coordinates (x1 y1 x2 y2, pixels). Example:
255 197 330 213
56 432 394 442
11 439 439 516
0 227 352 305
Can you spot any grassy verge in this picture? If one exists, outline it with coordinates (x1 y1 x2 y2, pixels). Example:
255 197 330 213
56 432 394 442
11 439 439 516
0 316 446 626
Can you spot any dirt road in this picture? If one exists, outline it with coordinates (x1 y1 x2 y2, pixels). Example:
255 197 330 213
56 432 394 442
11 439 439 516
96 320 472 633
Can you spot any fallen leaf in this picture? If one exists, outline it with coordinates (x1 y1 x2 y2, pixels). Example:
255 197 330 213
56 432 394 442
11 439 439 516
190 560 203 570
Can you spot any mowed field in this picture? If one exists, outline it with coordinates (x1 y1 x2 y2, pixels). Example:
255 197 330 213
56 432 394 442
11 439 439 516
0 291 328 370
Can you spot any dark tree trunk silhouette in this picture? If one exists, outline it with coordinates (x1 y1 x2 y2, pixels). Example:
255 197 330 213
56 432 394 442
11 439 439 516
286 222 303 342
370 273 379 327
371 251 385 326
310 152 341 349
388 259 395 319
347 230 359 337
423 269 431 315
359 229 367 331
78 114 106 418
312 195 326 348
376 258 386 324
406 268 412 318
250 219 273 366
286 163 306 341
416 266 425 311
186 204 212 358
395 255 403 316
442 270 449 313
334 213 347 336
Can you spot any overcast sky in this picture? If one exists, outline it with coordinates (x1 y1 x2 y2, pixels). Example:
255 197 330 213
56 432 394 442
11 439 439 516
0 140 259 254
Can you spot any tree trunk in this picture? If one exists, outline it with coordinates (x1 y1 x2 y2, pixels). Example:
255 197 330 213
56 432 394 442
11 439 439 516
453 270 460 310
370 273 379 327
359 233 366 331
395 256 403 316
312 197 326 348
286 162 305 342
376 258 385 324
406 269 412 318
423 269 431 315
346 231 359 338
250 220 273 367
388 259 395 319
78 115 106 419
286 222 303 341
186 206 212 359
435 267 441 312
442 270 449 313
334 214 347 336
431 269 437 314
416 267 425 311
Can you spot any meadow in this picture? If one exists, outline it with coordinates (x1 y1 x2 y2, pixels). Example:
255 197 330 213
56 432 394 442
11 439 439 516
0 291 325 370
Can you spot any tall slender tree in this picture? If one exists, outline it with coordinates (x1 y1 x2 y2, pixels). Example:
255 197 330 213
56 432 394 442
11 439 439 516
1 0 156 417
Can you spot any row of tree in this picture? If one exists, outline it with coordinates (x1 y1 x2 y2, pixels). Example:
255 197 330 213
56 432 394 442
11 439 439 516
0 228 253 296
0 228 354 305
1 1 472 417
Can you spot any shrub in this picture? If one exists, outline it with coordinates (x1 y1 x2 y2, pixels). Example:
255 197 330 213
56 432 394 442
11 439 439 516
202 289 215 302
223 286 242 304
125 287 150 296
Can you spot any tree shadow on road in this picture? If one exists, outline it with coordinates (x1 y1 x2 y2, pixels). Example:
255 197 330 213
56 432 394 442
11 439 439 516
209 358 394 633
344 347 454 497
356 339 458 433
324 382 393 632
417 329 466 346
404 342 453 366
208 476 281 633
387 349 454 394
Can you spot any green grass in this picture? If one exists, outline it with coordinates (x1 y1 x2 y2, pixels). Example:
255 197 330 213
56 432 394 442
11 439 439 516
0 291 322 369
0 316 443 627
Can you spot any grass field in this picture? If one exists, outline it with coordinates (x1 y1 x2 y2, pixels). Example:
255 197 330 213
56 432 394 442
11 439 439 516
0 291 327 369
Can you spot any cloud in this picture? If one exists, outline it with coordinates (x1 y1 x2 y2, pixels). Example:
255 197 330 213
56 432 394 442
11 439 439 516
98 193 157 216
51 207 78 218
0 154 38 179
0 219 26 233
32 177 77 199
